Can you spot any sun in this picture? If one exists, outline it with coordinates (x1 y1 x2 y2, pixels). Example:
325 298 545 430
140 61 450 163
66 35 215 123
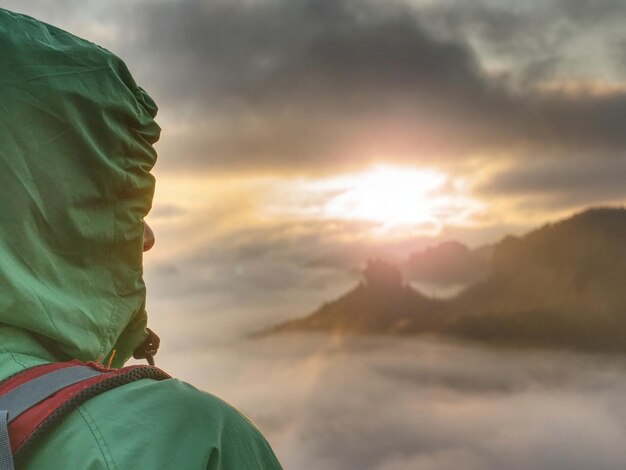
261 164 485 238
304 165 480 236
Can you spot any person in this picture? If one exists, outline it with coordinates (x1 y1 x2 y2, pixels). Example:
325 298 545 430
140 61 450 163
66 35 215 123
0 7 282 469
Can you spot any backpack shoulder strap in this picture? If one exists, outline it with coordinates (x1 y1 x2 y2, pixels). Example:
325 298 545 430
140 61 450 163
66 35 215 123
0 360 170 469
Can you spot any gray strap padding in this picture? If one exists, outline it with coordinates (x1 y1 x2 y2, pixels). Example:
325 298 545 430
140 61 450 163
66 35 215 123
0 366 102 423
0 410 15 470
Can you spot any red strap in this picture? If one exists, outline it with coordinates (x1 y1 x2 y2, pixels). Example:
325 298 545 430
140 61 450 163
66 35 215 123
0 361 170 454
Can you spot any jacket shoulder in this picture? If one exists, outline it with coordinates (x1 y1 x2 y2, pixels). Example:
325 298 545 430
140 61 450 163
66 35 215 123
20 377 282 470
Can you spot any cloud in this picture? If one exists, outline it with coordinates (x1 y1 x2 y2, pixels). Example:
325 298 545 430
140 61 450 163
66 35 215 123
6 0 626 214
475 153 626 211
145 217 396 305
115 0 626 178
129 0 494 172
414 0 626 84
151 334 626 470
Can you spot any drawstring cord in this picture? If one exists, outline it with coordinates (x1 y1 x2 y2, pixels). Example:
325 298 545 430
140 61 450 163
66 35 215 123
105 350 117 369
132 328 160 367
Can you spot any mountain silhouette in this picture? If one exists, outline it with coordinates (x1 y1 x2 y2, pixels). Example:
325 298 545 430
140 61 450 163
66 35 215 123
446 206 626 351
269 260 448 335
268 206 626 352
403 240 493 286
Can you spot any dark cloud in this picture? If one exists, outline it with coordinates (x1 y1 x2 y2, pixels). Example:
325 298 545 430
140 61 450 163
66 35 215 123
417 0 626 81
113 0 626 178
553 0 626 25
476 153 626 211
131 0 498 172
6 0 626 214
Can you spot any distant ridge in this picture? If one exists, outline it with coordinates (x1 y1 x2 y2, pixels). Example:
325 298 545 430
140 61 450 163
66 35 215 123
403 240 493 286
266 205 626 353
446 205 626 351
269 260 448 335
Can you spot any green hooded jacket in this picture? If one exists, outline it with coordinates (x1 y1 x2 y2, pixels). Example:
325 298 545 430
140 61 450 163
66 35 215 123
0 8 282 469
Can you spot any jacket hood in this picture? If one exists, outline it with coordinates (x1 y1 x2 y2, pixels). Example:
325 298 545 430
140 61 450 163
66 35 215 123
0 9 160 367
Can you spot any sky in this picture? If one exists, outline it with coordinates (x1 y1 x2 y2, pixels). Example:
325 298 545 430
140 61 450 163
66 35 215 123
3 1 626 468
4 0 626 255
5 0 625 295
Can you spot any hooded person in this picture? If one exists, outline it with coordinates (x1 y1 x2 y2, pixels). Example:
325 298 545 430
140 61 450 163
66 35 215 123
0 8 282 469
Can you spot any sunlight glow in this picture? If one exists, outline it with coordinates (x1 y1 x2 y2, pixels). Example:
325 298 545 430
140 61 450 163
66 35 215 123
152 165 487 247
321 166 445 223
299 165 486 237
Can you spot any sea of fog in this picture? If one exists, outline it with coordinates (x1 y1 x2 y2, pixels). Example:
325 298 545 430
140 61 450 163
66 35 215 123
143 255 626 469
146 309 626 469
